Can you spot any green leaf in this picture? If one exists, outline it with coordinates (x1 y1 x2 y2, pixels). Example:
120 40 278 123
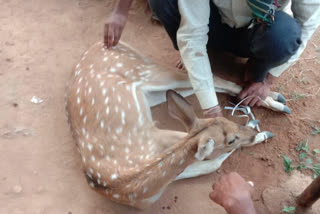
314 149 320 154
283 155 295 173
312 126 320 135
314 163 320 169
297 139 309 152
314 174 318 179
299 153 307 160
297 164 307 170
282 206 296 213
306 158 313 165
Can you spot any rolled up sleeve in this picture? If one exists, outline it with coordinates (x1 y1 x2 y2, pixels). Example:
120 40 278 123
269 0 320 77
177 0 218 109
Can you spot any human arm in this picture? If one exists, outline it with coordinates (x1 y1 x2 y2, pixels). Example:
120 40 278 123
177 0 222 117
104 0 133 48
239 1 320 107
267 0 320 78
209 172 256 214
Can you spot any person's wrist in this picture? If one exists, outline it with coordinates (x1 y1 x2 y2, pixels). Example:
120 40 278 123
224 193 256 214
265 73 276 85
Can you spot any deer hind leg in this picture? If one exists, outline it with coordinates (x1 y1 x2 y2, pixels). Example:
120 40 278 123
214 76 291 114
142 69 193 107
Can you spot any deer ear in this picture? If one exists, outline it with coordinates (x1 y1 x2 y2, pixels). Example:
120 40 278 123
166 90 197 131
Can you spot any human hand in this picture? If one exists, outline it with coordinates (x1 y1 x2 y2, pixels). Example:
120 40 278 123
104 12 128 49
209 172 256 214
203 105 223 118
237 81 270 107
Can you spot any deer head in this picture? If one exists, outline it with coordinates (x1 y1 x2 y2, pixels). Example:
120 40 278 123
166 90 273 161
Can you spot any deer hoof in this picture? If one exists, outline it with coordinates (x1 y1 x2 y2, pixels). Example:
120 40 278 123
283 106 292 114
277 93 287 104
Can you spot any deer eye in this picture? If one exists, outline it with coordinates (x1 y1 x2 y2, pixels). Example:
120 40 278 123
228 138 236 145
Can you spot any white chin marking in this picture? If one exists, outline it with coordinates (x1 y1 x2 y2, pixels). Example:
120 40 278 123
195 139 215 161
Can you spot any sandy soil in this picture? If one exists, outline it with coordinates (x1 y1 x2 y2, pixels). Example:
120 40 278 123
0 0 319 213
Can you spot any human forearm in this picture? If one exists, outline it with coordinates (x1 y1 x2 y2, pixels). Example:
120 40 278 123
112 0 133 16
268 0 320 77
224 197 257 214
177 0 219 110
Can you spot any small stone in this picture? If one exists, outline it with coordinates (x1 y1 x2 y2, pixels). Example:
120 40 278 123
13 185 22 193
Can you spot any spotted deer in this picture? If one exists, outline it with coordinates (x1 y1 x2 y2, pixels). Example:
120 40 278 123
66 41 283 209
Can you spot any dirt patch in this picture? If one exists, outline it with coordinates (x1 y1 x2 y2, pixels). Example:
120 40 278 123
0 0 319 213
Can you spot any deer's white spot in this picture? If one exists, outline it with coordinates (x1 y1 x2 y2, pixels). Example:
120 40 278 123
117 95 121 103
110 67 116 73
89 168 94 174
146 154 150 159
128 138 132 145
128 160 133 164
96 112 100 120
115 106 119 113
89 182 95 188
77 97 81 104
103 181 107 187
116 62 123 67
80 108 83 116
83 116 87 124
116 127 123 134
97 179 101 185
97 172 101 179
121 111 126 125
125 147 129 153
100 120 104 128
100 81 105 87
78 77 83 83
113 160 117 165
111 174 118 180
113 194 120 199
82 128 86 135
102 88 107 96
87 143 93 151
126 184 131 188
97 74 101 79
111 145 115 151
76 63 80 69
82 156 86 163
91 98 95 105
103 57 108 61
88 88 92 94
105 155 110 161
127 103 131 109
105 97 109 104
81 141 85 148
85 133 89 139
112 87 115 93
162 171 166 177
140 155 144 160
141 146 144 151
91 155 95 162
97 162 101 167
76 88 80 94
158 162 163 168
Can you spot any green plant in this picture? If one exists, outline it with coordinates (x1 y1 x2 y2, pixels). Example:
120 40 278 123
283 155 294 173
282 206 295 213
312 126 320 135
